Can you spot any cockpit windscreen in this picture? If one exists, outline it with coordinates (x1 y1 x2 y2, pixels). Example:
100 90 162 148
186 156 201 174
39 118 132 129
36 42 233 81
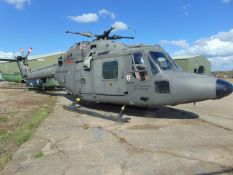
148 52 176 71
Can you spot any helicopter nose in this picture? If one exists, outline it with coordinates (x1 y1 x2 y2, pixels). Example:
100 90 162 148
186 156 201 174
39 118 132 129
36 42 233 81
216 79 233 99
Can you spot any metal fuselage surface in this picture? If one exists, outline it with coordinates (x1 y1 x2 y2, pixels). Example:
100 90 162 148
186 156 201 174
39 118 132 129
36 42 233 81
1 28 232 107
51 40 232 107
8 38 231 108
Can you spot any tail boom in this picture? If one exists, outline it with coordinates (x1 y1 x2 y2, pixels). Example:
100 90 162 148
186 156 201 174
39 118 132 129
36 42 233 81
25 64 56 79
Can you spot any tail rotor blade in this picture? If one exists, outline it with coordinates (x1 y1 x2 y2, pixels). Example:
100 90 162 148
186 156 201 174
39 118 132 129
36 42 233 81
26 47 32 58
20 48 25 57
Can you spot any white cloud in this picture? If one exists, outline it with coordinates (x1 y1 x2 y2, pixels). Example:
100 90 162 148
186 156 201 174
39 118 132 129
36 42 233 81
112 21 129 31
68 13 99 23
170 28 233 71
175 29 233 57
208 56 233 71
160 40 189 49
213 28 233 42
3 0 31 10
0 51 14 59
69 9 116 23
221 0 231 4
98 9 116 19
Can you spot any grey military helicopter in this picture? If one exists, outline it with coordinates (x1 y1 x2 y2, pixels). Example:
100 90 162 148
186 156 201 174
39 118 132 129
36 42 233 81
0 27 232 121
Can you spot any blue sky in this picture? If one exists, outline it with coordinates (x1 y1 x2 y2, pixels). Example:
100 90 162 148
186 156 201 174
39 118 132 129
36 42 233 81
0 0 233 70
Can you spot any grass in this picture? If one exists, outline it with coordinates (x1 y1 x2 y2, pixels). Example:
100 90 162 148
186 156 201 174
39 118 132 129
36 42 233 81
14 128 32 146
0 152 12 169
0 99 56 170
0 116 10 122
96 125 102 129
34 150 43 158
12 104 52 146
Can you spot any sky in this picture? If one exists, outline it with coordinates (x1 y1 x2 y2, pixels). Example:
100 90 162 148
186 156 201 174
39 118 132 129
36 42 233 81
0 0 233 71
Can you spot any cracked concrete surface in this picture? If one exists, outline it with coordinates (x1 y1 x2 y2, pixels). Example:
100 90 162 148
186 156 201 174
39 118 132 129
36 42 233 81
1 92 233 175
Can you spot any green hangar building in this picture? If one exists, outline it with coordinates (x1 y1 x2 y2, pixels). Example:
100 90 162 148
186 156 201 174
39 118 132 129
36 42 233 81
173 55 211 75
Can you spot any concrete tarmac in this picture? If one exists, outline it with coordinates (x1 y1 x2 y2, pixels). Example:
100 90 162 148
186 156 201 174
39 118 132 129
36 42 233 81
1 91 233 175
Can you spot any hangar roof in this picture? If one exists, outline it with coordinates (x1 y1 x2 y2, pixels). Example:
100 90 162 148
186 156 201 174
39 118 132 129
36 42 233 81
172 55 200 60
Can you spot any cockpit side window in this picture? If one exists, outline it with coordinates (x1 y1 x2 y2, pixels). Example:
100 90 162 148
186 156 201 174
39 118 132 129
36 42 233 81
132 52 149 81
148 57 159 75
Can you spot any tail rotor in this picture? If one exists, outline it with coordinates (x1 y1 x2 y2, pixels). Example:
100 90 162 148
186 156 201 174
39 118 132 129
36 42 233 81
17 47 32 65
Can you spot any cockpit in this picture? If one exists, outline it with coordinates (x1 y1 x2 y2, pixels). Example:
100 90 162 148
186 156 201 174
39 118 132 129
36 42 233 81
131 51 181 80
148 51 180 73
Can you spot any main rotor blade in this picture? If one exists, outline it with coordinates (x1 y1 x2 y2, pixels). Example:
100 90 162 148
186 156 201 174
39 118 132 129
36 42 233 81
66 31 94 37
0 58 17 62
109 35 135 40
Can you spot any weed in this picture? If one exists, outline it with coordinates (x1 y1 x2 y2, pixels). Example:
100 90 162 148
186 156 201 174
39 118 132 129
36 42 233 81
96 125 102 129
82 123 89 130
0 116 10 122
34 150 43 158
0 152 12 170
119 137 127 143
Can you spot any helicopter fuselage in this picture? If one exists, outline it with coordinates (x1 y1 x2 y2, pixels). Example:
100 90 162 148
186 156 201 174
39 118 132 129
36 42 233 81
52 40 232 107
2 27 232 109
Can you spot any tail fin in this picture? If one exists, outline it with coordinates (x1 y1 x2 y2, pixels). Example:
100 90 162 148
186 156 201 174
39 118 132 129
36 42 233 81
16 48 32 80
16 56 30 80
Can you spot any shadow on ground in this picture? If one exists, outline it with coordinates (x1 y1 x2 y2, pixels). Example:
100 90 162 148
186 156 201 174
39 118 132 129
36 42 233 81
196 168 233 175
66 102 198 120
37 91 199 121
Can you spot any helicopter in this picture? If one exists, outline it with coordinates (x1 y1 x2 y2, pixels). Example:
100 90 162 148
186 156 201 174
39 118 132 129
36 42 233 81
0 27 232 121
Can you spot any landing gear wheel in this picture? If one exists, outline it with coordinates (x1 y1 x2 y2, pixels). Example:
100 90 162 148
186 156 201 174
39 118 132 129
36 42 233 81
116 105 130 123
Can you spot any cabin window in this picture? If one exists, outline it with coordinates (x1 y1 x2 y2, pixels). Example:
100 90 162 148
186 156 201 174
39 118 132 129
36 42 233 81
102 61 118 79
155 81 170 94
132 52 149 81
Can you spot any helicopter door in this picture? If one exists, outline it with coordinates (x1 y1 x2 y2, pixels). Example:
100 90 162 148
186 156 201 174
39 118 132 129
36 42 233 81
128 52 152 101
93 57 127 95
131 52 149 81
